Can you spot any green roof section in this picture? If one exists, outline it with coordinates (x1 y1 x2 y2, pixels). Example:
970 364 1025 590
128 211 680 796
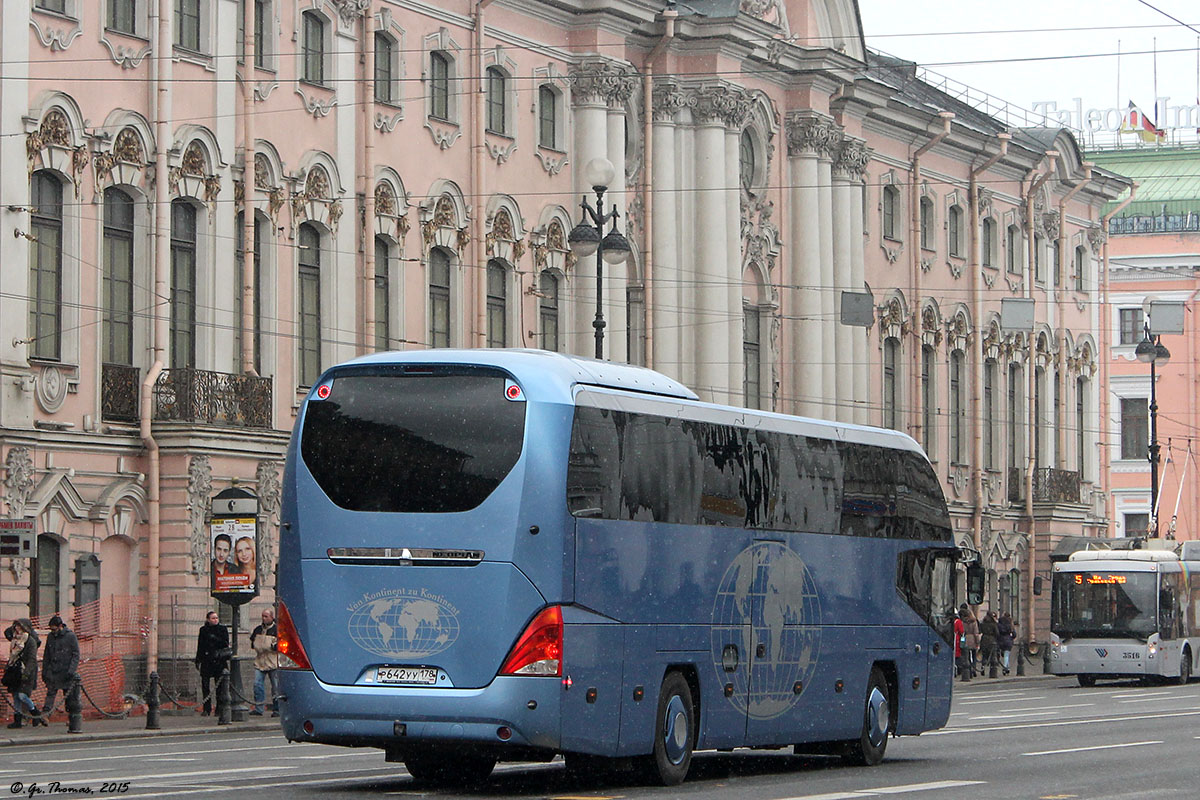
1088 145 1200 217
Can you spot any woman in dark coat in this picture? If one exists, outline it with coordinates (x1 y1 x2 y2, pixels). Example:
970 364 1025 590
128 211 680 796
998 612 1017 675
4 618 46 728
194 610 230 715
979 611 999 675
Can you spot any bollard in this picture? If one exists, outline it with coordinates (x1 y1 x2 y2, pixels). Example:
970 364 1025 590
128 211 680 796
1016 642 1027 676
989 652 998 679
145 672 161 731
66 674 83 734
230 655 248 723
217 669 231 725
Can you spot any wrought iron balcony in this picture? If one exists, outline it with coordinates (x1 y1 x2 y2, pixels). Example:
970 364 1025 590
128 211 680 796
1007 467 1082 505
101 363 141 424
153 368 272 429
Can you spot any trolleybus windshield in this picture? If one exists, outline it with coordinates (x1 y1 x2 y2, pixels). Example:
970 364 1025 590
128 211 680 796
1051 571 1157 640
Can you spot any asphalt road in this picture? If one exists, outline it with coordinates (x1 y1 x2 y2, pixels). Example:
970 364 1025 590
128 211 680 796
4 677 1198 799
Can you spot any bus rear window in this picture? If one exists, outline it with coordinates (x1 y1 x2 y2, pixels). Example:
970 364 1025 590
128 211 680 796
300 369 525 512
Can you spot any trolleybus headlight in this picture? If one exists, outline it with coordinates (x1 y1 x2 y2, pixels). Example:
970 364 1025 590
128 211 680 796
276 600 313 670
499 606 563 677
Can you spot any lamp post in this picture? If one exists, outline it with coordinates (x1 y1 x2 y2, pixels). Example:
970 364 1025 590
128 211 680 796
1135 323 1170 538
567 157 631 360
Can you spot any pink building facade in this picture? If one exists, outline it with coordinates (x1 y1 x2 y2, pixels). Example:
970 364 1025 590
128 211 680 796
0 0 1129 686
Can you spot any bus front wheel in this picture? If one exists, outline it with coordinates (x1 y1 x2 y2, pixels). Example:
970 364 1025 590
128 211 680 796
842 667 891 766
641 672 695 786
1077 674 1097 687
404 750 496 786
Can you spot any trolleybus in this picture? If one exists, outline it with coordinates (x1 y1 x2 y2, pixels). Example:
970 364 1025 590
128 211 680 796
1049 547 1200 686
275 350 968 785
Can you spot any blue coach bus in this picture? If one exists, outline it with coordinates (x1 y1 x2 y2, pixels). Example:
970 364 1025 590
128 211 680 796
275 349 964 785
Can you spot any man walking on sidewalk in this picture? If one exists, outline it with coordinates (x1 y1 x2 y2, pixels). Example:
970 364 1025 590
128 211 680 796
40 615 79 720
250 608 281 717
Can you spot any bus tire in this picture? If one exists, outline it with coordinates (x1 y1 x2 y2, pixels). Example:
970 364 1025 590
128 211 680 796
641 672 695 786
404 750 495 786
843 667 891 766
1177 650 1192 685
1077 674 1097 687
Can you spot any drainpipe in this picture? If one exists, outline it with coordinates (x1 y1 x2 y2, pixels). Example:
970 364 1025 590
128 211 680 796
144 0 173 675
641 6 677 369
1100 183 1138 535
472 0 496 347
362 10 376 354
1056 162 1093 468
968 133 1010 553
910 112 953 442
240 0 257 376
1024 150 1058 646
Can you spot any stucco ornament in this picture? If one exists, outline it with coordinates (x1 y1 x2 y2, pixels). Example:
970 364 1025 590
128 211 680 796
331 0 370 26
187 455 213 577
3 447 36 580
784 111 839 157
569 60 637 108
256 460 282 584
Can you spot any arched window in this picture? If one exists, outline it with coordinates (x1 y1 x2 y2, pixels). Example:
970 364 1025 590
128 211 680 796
104 188 135 366
301 11 325 85
29 171 64 361
949 349 965 463
948 205 963 257
739 130 756 192
486 259 508 347
485 67 506 134
374 32 395 104
170 200 197 369
921 344 936 452
430 51 450 120
744 305 761 409
919 196 934 250
374 236 390 350
538 85 558 149
297 222 322 385
1074 246 1087 291
35 536 61 618
429 247 451 348
883 337 900 430
539 271 559 352
1006 225 1021 274
234 211 264 373
983 357 998 469
982 218 996 267
882 185 899 240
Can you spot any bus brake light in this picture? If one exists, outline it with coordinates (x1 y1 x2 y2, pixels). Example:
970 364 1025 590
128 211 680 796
499 606 562 677
276 600 312 670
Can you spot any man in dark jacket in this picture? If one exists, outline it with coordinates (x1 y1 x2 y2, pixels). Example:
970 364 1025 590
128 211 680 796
194 610 230 715
40 615 80 717
4 618 46 728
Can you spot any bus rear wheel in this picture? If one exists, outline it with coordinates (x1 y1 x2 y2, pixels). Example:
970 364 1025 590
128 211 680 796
404 750 496 786
842 667 891 766
640 672 695 786
1177 651 1192 685
1077 674 1097 687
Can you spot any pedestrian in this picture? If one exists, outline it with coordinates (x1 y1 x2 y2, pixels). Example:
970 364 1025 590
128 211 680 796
194 610 230 715
952 608 968 681
979 610 999 676
998 611 1017 675
250 608 281 716
40 614 79 719
960 604 981 677
3 619 46 728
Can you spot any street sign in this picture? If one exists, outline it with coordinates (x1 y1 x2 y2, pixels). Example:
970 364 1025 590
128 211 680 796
1148 301 1186 335
0 519 36 558
840 291 875 327
1001 297 1035 331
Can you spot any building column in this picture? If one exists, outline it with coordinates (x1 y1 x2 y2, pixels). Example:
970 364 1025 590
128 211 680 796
606 104 630 364
817 144 836 419
691 87 731 402
831 135 855 423
723 89 753 403
840 139 872 425
650 81 684 379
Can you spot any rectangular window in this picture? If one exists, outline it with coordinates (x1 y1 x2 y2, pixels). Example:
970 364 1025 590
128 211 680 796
238 0 268 68
921 345 936 453
1034 235 1044 283
1120 397 1148 460
430 52 449 120
1052 242 1061 286
375 237 390 351
234 213 263 374
538 86 557 149
302 12 324 85
429 249 451 348
169 202 197 369
1008 364 1023 470
29 173 64 361
744 308 761 410
1006 226 1021 274
109 0 136 34
486 69 506 134
176 0 201 51
374 33 394 104
486 262 507 348
1119 308 1144 345
104 189 136 366
539 272 559 353
949 351 964 463
298 224 322 386
982 220 994 268
1075 247 1086 292
36 0 68 13
983 360 997 469
882 187 896 240
1076 378 1087 480
883 338 899 430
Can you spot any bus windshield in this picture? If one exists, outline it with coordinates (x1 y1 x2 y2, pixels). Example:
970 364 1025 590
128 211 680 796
1051 571 1158 641
300 368 525 512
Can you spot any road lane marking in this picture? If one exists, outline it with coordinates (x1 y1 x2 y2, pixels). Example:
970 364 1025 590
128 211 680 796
775 780 986 800
0 734 281 757
1111 691 1172 699
1022 740 1161 756
928 707 1200 735
956 696 1036 705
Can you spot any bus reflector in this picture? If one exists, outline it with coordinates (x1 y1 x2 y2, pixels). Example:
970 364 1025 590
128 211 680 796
499 606 562 677
276 601 312 670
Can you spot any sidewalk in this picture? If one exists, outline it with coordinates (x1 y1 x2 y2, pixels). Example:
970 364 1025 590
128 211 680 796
0 709 282 747
953 651 1067 691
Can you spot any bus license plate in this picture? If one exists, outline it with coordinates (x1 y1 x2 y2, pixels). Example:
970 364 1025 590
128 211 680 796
376 666 438 685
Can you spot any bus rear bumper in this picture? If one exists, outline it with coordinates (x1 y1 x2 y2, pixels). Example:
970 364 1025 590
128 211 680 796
276 670 562 752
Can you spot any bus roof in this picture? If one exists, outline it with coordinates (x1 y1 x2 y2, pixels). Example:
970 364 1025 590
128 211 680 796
332 348 926 457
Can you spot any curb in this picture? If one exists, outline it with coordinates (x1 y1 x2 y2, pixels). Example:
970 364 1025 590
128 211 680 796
953 673 1065 692
0 721 281 747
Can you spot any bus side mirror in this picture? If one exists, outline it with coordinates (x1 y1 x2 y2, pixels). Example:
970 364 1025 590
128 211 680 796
966 563 985 606
1033 575 1043 596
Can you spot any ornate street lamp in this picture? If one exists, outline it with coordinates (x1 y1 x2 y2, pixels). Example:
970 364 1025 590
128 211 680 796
567 157 631 359
1136 323 1170 538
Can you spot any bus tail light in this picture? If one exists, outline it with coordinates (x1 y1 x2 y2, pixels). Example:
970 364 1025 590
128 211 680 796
499 606 562 677
276 600 312 670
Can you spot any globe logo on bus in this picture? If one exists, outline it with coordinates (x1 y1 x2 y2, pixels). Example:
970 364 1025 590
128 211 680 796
347 590 461 659
711 542 821 719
